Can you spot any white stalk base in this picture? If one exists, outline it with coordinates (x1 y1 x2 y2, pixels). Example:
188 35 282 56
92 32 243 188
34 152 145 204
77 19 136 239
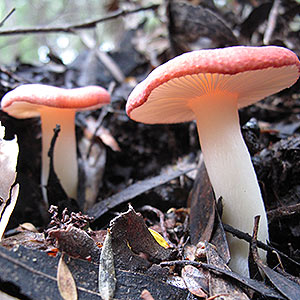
190 92 268 276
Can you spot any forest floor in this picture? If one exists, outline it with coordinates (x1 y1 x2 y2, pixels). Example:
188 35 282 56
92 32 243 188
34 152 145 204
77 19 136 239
0 1 300 299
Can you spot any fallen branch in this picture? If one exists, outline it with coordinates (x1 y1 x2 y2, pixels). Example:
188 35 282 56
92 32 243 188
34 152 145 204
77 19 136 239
0 8 16 27
0 4 159 36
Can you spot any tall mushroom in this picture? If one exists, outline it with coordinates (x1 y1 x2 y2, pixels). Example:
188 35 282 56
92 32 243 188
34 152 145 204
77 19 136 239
126 46 300 276
1 84 110 203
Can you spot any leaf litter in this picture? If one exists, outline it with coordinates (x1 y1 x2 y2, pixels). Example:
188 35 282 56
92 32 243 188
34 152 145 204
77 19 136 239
0 0 300 299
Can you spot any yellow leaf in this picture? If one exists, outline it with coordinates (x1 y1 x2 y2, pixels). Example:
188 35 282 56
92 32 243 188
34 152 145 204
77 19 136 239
148 228 170 249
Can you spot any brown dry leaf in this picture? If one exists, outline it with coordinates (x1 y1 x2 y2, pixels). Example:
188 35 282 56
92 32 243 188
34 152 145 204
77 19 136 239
206 243 249 300
57 254 78 300
99 230 116 300
0 225 46 251
181 265 208 298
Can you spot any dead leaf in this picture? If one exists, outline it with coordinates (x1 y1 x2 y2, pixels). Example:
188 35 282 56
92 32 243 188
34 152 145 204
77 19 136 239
48 225 100 263
110 205 173 272
188 156 215 244
167 1 237 54
79 136 106 211
0 122 19 240
205 243 250 300
0 122 18 202
57 254 78 300
88 164 196 220
250 225 300 300
99 230 116 300
0 227 45 251
0 242 188 299
98 127 120 152
0 184 19 241
181 265 208 298
188 156 230 264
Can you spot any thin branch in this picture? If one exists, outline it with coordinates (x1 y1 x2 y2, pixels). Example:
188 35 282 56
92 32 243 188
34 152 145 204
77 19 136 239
0 8 16 27
223 223 300 267
0 4 159 36
263 0 280 45
267 203 300 222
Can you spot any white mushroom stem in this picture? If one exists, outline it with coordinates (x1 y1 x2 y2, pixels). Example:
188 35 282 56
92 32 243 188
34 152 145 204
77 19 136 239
40 108 78 202
190 91 268 276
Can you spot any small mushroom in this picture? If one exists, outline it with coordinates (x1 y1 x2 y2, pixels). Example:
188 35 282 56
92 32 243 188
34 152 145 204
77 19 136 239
126 46 300 275
1 84 110 203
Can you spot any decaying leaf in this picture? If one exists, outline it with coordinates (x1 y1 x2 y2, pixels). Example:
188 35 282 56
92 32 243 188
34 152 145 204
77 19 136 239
188 157 215 244
257 261 300 300
0 184 19 241
188 157 230 264
250 226 300 300
181 265 207 298
99 230 116 300
0 223 45 251
0 122 19 240
0 122 18 202
206 243 250 300
167 1 237 54
88 165 196 220
48 224 100 263
79 137 107 211
57 254 78 300
110 205 173 272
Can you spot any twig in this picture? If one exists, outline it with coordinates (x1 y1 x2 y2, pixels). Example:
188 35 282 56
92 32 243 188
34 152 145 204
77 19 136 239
0 8 16 27
160 260 283 298
0 4 159 36
78 32 125 84
263 0 280 45
223 223 300 267
48 125 61 160
0 66 31 85
267 203 300 222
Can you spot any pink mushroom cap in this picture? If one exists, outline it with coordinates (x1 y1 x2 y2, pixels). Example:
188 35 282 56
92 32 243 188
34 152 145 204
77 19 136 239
1 84 111 118
126 46 300 122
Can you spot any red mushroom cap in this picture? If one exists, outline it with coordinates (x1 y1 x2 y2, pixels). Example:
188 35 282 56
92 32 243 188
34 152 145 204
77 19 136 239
126 46 300 124
1 84 111 118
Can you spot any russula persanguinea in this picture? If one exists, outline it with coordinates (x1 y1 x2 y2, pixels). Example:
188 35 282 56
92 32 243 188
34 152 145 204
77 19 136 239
1 84 110 203
126 46 300 275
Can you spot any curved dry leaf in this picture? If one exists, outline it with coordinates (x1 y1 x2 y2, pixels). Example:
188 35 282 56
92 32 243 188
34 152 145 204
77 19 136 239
257 260 300 300
0 184 19 240
0 122 18 202
99 230 116 300
181 265 208 298
57 254 78 300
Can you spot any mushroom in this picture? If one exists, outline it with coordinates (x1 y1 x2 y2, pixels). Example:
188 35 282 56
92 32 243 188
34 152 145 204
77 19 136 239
126 46 300 276
1 84 110 203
